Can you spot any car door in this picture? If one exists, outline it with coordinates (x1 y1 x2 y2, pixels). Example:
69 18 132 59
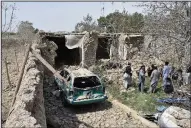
58 70 70 90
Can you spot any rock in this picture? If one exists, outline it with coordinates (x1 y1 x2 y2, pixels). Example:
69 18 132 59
105 123 110 127
8 92 12 97
78 124 87 128
52 90 60 97
159 106 191 128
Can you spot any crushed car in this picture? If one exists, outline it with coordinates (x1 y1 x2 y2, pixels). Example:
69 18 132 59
54 68 108 106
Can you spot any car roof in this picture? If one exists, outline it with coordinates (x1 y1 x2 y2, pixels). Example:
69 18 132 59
68 68 97 78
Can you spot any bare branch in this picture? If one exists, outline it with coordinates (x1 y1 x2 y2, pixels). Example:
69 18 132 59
2 3 17 33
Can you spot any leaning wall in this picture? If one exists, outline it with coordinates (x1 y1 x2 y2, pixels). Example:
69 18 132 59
5 43 47 127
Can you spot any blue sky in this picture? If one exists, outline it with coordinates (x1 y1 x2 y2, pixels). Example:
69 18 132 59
2 2 144 32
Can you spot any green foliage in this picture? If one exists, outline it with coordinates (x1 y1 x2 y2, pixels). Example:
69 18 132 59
97 10 144 33
34 28 39 34
75 14 98 32
17 21 36 44
17 21 35 34
75 10 144 33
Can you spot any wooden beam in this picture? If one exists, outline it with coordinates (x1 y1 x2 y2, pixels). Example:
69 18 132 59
30 48 67 83
4 57 11 87
39 32 143 37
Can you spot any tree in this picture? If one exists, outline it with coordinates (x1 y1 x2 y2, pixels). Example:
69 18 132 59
17 21 35 34
128 12 144 33
2 2 17 36
141 2 190 68
75 14 99 32
97 10 144 33
34 28 39 34
17 21 36 44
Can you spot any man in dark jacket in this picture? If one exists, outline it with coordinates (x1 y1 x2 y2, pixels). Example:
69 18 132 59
125 62 132 76
123 62 132 89
138 65 146 92
147 64 155 77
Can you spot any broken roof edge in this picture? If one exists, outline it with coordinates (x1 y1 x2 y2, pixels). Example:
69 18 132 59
38 31 143 38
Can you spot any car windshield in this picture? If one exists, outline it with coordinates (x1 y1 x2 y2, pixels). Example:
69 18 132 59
73 76 101 88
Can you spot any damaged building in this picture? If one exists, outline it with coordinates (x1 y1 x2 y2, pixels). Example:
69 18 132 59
37 31 144 69
118 34 144 60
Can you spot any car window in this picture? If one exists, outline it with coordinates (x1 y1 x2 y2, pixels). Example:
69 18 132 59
73 76 101 88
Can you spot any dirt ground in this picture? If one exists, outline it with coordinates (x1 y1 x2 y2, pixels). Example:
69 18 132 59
1 44 26 125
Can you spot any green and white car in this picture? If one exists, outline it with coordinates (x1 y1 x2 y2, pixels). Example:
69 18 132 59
54 68 108 106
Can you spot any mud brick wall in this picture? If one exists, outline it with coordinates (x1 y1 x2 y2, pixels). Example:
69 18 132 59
118 34 144 60
110 35 119 60
83 32 99 67
118 34 128 60
5 43 47 128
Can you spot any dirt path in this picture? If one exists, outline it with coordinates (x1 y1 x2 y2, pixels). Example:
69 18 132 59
44 75 148 128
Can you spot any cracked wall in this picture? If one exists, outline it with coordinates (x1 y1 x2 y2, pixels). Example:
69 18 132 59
39 32 144 68
118 34 144 60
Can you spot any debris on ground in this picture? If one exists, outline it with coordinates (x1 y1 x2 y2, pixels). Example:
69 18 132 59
142 113 160 124
52 90 61 97
156 98 190 110
156 106 167 112
158 106 191 128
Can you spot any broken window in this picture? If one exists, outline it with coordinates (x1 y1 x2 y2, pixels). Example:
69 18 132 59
73 76 101 89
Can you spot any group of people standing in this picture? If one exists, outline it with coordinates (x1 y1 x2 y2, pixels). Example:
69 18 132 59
123 61 183 93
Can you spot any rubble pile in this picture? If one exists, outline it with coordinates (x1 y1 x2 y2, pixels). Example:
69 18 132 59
158 106 191 128
170 85 191 110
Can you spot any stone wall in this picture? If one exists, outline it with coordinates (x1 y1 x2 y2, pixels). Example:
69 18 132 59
5 43 47 127
118 34 128 60
83 31 99 67
110 35 119 60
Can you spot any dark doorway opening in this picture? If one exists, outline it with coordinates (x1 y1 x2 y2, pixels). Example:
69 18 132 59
46 36 81 69
96 37 110 60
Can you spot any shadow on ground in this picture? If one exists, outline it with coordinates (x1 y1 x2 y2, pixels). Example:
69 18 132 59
66 101 112 114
